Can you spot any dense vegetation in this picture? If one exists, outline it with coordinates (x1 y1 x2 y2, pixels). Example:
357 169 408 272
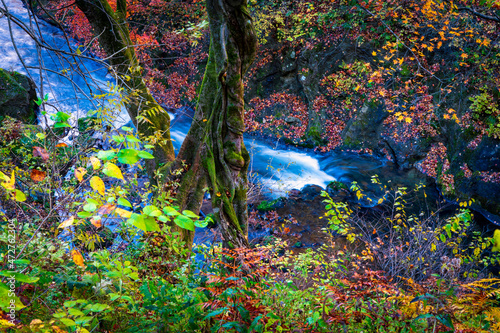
1 0 500 332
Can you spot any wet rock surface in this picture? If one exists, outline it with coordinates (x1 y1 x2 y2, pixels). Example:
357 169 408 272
0 68 38 123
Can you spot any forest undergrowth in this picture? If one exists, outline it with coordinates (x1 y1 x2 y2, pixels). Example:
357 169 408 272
0 113 500 332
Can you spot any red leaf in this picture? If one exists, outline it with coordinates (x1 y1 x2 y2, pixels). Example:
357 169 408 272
33 146 49 162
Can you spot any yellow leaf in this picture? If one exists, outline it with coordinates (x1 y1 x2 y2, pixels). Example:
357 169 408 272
14 189 26 202
492 230 500 252
90 176 105 196
58 216 75 229
103 162 124 180
405 117 412 123
379 90 386 97
89 157 101 170
2 170 15 190
372 51 377 56
115 208 132 218
71 249 85 267
377 198 384 205
75 167 87 182
0 319 15 328
431 243 436 252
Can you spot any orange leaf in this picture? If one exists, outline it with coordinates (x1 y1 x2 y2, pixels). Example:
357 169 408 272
71 249 85 267
98 204 116 215
55 142 68 148
30 169 46 182
33 146 49 162
90 216 102 228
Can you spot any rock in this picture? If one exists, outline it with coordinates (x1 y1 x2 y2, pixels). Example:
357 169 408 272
298 184 324 201
0 69 38 124
285 116 301 126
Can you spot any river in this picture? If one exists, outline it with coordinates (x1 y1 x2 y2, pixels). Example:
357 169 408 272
3 0 498 235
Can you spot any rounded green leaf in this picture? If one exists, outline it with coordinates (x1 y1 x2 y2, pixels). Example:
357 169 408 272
117 149 140 164
174 215 195 231
143 205 161 217
163 206 180 216
97 150 117 161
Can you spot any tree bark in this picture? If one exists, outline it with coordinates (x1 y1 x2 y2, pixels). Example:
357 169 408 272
74 0 175 181
170 0 257 249
74 0 257 250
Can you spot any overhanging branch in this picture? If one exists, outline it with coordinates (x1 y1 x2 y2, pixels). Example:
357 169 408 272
458 7 500 23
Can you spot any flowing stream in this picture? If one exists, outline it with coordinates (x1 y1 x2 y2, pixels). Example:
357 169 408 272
3 0 497 236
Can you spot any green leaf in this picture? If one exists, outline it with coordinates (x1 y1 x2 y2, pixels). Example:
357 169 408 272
195 218 208 228
77 211 92 218
137 150 154 159
174 215 195 231
182 210 198 219
75 316 93 326
143 205 161 217
60 318 77 327
97 150 117 161
111 135 125 143
13 259 30 265
126 135 140 143
163 206 180 216
89 303 108 312
117 198 132 208
117 149 140 164
83 203 97 212
129 214 160 232
158 215 169 223
0 283 25 311
53 122 71 128
68 308 85 317
36 133 46 140
121 126 133 132
0 271 39 283
203 307 227 320
14 190 26 202
86 198 99 205
64 301 78 308
439 234 446 243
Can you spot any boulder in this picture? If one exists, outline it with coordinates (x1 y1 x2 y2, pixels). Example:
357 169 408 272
0 69 38 123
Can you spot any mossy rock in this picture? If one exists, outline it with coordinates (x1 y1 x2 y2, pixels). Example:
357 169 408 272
0 69 38 124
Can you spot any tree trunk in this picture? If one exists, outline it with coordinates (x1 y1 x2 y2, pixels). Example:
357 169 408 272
75 0 257 250
74 0 175 181
167 0 257 249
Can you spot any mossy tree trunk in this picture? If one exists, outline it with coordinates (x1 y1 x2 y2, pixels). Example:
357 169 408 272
74 0 257 249
200 0 257 248
165 0 257 249
74 0 175 180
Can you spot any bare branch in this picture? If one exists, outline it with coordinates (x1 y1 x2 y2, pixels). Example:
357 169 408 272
458 6 500 23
